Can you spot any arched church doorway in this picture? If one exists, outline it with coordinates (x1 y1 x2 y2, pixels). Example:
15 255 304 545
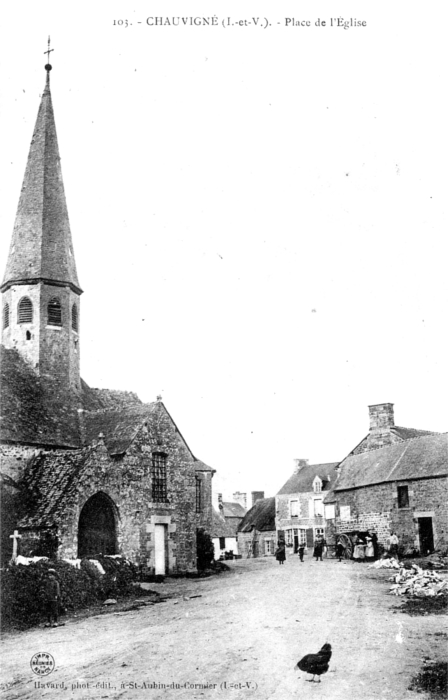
78 492 118 557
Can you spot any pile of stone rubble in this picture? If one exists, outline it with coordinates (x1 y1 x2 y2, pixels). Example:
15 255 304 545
369 557 401 570
388 565 448 597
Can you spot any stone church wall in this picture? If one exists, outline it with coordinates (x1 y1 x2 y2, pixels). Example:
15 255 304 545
42 409 213 574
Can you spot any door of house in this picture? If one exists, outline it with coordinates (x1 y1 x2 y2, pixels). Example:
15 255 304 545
306 528 314 548
293 529 299 553
154 524 167 575
418 517 434 555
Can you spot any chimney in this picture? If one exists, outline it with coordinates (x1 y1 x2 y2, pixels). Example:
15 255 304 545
367 403 395 450
232 491 247 510
251 491 264 507
217 493 224 512
293 458 309 474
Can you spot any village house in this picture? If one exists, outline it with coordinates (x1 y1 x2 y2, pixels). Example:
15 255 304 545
237 493 276 558
210 492 246 559
323 403 448 555
276 460 339 555
211 508 238 560
0 63 214 574
218 493 246 536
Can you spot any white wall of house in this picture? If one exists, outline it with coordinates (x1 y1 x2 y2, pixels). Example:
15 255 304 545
212 536 238 560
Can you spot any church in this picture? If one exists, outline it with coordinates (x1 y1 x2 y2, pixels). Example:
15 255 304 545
0 60 214 574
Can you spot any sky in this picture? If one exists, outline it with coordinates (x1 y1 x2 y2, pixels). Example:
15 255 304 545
1 1 446 503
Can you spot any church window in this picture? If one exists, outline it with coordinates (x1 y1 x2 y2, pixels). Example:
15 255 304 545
196 477 203 513
72 304 78 332
3 304 9 329
48 298 62 326
18 297 33 323
151 453 168 502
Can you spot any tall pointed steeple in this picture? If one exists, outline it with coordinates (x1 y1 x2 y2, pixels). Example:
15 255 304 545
1 49 82 399
1 59 81 294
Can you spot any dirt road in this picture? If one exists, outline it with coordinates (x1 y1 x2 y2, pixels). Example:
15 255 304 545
0 556 445 700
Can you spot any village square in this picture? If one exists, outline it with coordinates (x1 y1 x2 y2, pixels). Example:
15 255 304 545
0 36 447 700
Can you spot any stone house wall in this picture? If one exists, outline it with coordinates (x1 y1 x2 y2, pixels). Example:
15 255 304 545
330 476 448 551
276 491 327 549
237 530 276 558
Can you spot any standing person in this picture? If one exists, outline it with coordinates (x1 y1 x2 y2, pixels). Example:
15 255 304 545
389 532 399 559
365 536 375 561
298 542 305 562
44 569 60 628
275 541 286 565
371 531 379 560
335 538 344 562
313 535 323 562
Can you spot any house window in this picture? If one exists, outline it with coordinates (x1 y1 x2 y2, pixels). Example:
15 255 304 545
18 297 33 323
299 529 307 545
285 529 293 545
196 477 203 513
290 500 300 518
314 499 324 517
265 540 273 554
48 298 62 326
151 453 168 502
313 478 322 493
397 485 409 509
72 304 78 332
3 304 10 329
219 536 226 549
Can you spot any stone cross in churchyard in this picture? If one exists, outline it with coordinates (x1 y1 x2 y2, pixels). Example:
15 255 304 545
10 530 22 562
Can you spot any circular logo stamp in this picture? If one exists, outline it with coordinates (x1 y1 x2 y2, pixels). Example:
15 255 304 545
30 652 55 676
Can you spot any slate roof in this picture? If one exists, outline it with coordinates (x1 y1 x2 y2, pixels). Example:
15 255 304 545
350 426 439 455
222 502 246 518
392 426 438 440
17 448 89 528
329 433 448 493
277 462 339 495
1 75 81 294
238 497 276 533
211 509 236 538
0 354 213 473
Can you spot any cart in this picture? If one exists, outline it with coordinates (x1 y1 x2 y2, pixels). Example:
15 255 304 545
336 530 376 560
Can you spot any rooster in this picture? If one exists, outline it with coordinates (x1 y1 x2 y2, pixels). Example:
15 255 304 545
295 643 332 682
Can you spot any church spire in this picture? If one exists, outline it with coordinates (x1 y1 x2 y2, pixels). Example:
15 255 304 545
1 44 82 294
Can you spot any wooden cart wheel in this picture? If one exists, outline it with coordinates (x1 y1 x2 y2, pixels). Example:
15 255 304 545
339 533 353 559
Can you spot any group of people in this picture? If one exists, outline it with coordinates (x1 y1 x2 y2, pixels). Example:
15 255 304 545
275 535 327 564
275 530 400 565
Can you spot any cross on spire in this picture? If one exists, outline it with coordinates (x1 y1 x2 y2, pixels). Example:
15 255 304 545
44 36 54 73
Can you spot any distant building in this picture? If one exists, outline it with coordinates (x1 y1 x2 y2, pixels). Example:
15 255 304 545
211 508 238 560
276 460 339 554
324 403 448 554
217 494 246 536
237 496 276 558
